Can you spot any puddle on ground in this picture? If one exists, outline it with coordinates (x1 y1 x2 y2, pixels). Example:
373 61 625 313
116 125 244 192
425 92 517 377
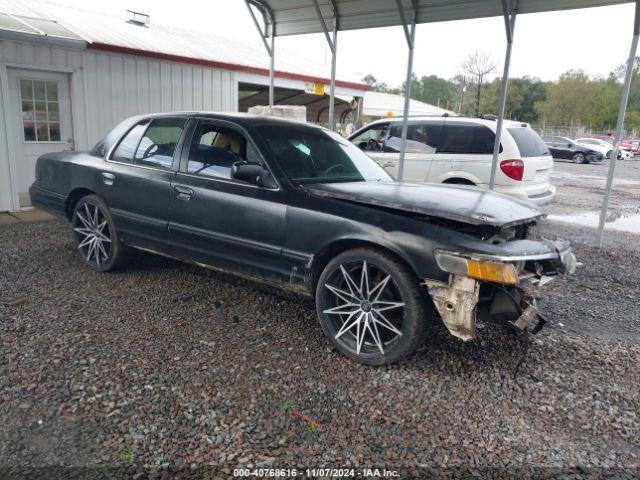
547 211 640 234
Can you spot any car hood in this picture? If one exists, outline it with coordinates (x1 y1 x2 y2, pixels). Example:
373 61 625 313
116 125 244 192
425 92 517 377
305 181 544 227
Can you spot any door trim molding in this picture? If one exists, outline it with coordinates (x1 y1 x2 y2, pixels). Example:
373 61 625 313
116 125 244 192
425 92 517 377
169 221 281 256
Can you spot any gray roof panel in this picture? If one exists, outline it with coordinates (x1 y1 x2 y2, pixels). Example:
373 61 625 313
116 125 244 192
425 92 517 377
255 0 633 36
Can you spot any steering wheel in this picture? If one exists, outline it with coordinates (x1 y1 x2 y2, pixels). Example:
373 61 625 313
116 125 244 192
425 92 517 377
367 138 382 151
321 164 346 176
141 143 159 159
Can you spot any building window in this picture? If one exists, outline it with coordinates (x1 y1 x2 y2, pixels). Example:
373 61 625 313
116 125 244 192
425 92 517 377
20 79 61 142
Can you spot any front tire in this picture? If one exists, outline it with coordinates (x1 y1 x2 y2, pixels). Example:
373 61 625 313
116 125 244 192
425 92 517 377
315 247 428 365
606 150 612 159
572 152 585 164
71 195 123 271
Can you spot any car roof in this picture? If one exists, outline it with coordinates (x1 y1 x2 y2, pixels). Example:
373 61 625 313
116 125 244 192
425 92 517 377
363 116 527 128
137 111 323 130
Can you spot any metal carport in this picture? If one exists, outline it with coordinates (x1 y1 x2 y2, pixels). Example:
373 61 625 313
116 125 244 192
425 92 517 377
245 0 638 247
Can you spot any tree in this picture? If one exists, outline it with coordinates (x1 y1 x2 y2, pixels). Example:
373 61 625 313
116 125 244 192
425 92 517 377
361 74 399 94
460 51 497 116
534 70 593 126
480 79 523 119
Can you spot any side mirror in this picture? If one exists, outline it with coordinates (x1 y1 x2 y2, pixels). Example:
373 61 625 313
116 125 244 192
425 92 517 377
231 161 277 189
357 141 368 150
567 143 572 148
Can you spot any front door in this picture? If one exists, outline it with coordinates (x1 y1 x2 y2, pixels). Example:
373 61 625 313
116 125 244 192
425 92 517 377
7 69 74 207
169 119 287 284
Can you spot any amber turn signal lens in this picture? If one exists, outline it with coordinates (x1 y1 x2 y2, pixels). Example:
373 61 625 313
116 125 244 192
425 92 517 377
465 259 519 285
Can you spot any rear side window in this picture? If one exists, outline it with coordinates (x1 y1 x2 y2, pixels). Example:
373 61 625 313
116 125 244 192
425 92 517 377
508 128 550 157
111 117 186 169
439 124 498 154
386 123 441 154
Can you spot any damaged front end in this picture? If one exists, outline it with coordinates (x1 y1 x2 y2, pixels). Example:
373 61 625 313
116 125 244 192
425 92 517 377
424 239 576 341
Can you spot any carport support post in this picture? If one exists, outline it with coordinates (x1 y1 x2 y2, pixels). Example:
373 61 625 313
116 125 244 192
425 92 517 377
397 0 417 182
269 30 275 107
489 0 517 190
597 0 640 247
328 16 338 130
311 0 338 130
245 1 275 107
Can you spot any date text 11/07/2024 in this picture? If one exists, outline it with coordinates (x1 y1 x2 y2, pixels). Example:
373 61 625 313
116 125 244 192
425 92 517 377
233 468 399 477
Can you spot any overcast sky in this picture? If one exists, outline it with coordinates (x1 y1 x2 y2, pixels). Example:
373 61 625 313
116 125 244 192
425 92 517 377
56 0 636 86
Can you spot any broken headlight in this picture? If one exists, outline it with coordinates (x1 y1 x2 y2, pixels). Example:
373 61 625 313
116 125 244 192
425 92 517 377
435 251 519 285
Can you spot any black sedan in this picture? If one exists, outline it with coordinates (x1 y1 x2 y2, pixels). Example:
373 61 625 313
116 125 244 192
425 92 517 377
30 113 576 365
543 136 603 164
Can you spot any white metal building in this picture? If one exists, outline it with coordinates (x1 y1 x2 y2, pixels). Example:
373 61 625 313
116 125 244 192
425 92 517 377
0 0 369 211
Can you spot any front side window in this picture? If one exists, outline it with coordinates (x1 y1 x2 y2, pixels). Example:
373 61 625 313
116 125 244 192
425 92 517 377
385 123 441 154
439 124 498 154
111 118 186 169
20 79 60 142
258 125 391 185
187 124 249 179
349 123 389 151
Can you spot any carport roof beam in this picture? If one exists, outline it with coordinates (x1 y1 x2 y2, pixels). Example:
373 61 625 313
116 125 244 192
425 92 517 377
597 0 640 247
252 0 632 37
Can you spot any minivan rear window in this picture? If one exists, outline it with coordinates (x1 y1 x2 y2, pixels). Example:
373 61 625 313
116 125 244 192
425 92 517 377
508 128 550 157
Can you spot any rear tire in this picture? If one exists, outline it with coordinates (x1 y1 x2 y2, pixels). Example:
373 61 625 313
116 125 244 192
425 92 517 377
572 152 585 164
606 150 612 159
315 247 429 365
71 195 124 272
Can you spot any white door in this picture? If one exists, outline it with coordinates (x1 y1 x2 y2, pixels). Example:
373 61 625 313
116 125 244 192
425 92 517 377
7 68 73 207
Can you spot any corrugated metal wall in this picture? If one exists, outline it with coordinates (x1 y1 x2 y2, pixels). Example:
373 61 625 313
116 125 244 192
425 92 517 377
0 38 238 210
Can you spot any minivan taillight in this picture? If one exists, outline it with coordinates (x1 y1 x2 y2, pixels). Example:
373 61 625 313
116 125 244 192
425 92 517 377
500 159 524 181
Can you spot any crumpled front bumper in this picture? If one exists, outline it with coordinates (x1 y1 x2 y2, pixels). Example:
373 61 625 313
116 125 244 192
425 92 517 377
425 239 576 341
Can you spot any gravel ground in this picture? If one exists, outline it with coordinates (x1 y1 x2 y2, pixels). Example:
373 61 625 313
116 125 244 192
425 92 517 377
1 219 639 479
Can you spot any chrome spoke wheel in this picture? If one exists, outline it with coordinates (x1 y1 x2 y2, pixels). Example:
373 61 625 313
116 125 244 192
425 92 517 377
73 202 112 267
321 260 405 357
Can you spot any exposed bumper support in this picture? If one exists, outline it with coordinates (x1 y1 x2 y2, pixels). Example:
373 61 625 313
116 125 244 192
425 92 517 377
427 276 479 341
426 239 575 341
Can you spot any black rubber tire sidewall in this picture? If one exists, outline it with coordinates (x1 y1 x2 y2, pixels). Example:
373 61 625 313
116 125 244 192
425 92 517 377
72 195 123 272
573 153 585 164
315 247 429 366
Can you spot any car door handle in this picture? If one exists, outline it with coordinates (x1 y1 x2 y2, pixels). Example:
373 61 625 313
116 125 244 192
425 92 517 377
173 185 194 201
101 172 115 185
382 161 396 168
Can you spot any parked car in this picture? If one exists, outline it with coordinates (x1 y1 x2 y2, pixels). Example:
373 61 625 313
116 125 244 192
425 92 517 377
574 138 614 158
574 137 632 159
30 113 576 365
621 140 640 155
542 136 603 164
348 117 556 206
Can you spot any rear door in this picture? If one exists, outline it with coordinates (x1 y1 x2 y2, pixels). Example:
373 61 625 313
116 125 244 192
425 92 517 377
379 122 441 180
168 119 287 284
97 116 187 250
552 136 573 159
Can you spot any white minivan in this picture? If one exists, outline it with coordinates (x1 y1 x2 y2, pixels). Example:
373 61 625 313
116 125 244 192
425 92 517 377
348 116 556 205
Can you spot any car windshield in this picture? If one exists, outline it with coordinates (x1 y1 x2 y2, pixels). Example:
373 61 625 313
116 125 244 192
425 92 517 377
256 124 392 184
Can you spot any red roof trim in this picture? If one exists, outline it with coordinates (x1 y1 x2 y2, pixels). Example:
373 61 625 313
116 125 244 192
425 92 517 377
88 42 370 91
